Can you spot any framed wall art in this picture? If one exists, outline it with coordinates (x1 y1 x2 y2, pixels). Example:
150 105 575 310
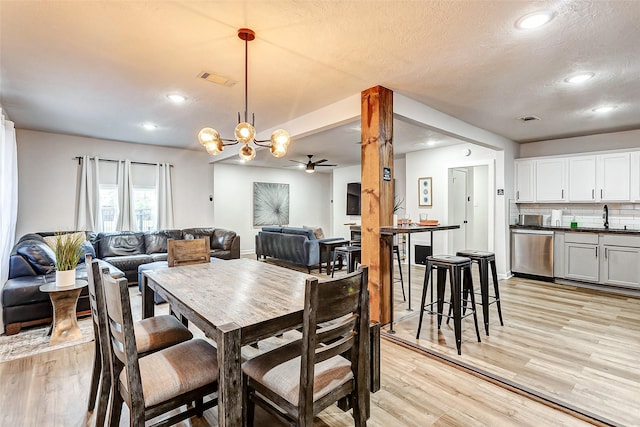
253 182 290 226
418 177 432 207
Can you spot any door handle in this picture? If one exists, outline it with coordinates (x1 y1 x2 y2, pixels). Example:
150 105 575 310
516 191 520 200
605 247 608 258
601 189 603 199
561 189 564 198
595 247 598 258
592 189 595 199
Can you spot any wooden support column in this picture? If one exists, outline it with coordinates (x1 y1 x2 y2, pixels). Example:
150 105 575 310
361 86 393 324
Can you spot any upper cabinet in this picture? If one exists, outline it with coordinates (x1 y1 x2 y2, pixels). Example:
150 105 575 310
568 156 597 202
597 152 630 202
514 159 535 202
517 150 635 204
535 158 567 202
629 151 640 201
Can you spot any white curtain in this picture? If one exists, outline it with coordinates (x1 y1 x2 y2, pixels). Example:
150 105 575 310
75 156 102 231
116 159 136 231
156 163 174 229
0 109 18 333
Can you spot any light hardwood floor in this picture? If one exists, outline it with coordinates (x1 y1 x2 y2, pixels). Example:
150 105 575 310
386 266 640 427
0 260 634 426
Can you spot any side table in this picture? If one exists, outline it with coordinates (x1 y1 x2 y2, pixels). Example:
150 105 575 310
39 280 88 346
318 239 350 275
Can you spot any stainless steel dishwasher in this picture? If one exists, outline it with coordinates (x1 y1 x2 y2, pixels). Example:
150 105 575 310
511 229 554 278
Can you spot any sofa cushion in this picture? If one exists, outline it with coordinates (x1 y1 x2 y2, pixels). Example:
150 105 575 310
103 254 154 274
16 238 56 275
282 227 315 240
144 229 183 254
212 229 237 250
182 228 215 241
98 232 146 257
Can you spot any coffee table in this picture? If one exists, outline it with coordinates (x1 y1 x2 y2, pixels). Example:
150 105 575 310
39 280 88 346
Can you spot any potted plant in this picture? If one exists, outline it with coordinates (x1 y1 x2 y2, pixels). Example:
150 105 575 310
53 232 84 287
393 196 405 226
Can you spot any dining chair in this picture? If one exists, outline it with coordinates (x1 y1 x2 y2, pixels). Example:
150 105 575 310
100 268 219 426
168 236 210 266
85 255 194 426
242 266 370 426
167 237 211 326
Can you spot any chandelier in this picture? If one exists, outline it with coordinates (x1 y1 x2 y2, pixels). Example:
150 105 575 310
198 28 290 161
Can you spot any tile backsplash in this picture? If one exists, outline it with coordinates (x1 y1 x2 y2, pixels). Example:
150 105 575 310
517 203 640 229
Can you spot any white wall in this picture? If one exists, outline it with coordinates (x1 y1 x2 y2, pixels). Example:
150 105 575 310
212 163 332 254
520 129 640 158
15 129 214 238
404 143 498 268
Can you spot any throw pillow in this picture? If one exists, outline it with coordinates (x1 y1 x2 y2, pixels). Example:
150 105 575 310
303 226 325 239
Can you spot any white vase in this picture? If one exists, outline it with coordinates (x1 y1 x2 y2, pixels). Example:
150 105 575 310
56 269 76 287
393 214 398 226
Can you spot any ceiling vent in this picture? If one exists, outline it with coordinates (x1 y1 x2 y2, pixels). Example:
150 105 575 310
197 71 237 87
519 115 541 122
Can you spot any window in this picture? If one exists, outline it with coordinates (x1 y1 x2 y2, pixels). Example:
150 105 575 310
133 187 157 232
99 185 118 232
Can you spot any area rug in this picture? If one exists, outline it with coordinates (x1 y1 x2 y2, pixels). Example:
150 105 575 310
0 318 94 363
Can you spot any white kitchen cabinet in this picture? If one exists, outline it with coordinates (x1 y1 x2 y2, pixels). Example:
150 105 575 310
597 152 630 201
600 234 640 289
536 158 567 202
515 159 535 203
553 231 565 278
564 233 599 283
568 155 597 202
601 245 640 288
631 151 640 201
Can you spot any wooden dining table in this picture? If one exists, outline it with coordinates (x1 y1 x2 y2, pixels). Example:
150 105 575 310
140 258 320 426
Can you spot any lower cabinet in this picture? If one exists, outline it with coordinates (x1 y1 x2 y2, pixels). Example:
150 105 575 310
601 244 640 289
561 232 640 289
564 241 599 282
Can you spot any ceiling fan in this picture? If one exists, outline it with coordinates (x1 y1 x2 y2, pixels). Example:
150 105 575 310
290 155 337 173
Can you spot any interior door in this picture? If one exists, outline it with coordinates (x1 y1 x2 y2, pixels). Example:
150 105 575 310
450 168 467 253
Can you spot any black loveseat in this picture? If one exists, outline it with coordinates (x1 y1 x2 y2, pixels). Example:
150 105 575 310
2 227 240 335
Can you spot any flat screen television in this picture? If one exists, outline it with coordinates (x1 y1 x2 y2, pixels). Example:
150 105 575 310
346 182 361 215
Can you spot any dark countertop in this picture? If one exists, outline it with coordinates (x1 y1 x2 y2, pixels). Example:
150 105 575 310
510 224 640 235
350 224 461 234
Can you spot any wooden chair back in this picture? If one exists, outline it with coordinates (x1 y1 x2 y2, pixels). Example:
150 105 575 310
299 266 370 422
168 237 211 267
100 270 143 420
85 255 112 426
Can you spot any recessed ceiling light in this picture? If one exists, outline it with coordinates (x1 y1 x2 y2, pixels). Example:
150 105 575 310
516 11 555 29
564 73 594 84
166 94 186 103
142 122 158 130
592 105 617 113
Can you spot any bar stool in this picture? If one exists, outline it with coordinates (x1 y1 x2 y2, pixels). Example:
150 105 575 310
416 255 481 355
331 246 361 277
456 250 504 335
393 245 406 301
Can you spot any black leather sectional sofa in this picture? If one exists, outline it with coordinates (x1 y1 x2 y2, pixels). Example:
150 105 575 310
2 227 239 335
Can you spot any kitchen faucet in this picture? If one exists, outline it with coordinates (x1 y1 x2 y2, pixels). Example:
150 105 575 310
603 204 609 228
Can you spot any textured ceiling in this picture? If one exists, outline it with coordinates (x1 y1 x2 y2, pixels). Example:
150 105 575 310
1 1 639 169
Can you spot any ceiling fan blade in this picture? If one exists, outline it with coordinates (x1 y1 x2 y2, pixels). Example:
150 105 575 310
316 164 337 167
314 159 329 164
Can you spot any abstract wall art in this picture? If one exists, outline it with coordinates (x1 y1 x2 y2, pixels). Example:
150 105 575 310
418 177 432 207
253 182 290 226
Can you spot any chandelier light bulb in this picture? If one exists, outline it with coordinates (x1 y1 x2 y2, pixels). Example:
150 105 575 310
239 144 256 161
198 128 219 145
204 140 223 155
235 122 256 143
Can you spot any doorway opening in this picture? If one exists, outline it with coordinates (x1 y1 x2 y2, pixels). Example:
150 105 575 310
447 165 489 254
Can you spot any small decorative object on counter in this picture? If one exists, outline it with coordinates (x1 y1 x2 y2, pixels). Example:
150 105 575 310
570 217 578 229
